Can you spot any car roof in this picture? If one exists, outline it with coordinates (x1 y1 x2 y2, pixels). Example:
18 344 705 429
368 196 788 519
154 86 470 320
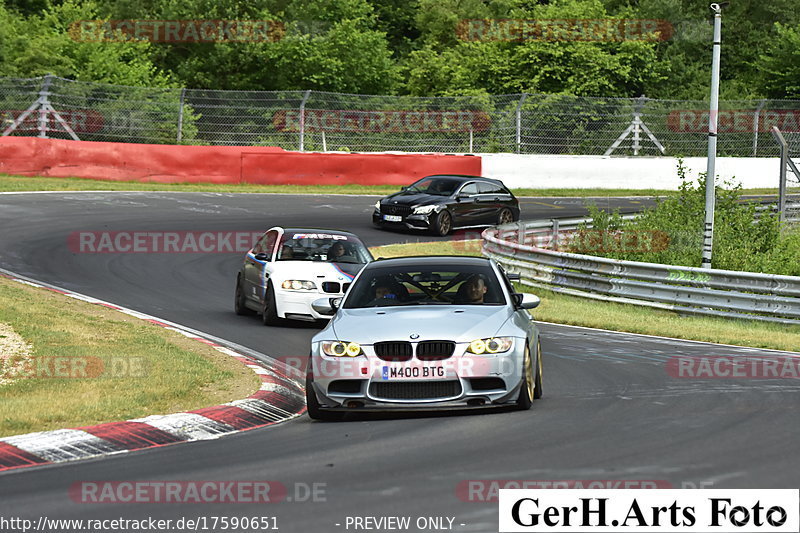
367 255 494 268
275 227 361 238
423 174 507 186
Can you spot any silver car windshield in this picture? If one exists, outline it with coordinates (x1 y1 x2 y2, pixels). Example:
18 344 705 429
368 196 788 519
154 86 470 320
344 265 506 308
276 233 372 264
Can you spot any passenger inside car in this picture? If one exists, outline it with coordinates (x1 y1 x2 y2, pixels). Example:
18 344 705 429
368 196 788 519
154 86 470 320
279 245 294 260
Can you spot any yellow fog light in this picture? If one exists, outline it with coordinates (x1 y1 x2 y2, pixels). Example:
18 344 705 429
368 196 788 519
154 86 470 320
468 337 513 354
345 342 362 357
321 341 363 357
469 339 486 354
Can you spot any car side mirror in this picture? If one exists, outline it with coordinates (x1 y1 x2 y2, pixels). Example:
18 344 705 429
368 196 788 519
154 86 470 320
401 186 408 191
506 273 521 281
254 252 269 261
516 293 540 309
311 297 341 316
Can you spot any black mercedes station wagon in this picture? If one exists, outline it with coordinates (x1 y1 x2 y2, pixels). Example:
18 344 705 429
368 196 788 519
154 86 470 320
372 175 520 236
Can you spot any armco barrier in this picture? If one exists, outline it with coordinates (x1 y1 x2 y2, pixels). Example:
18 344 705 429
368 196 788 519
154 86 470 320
482 218 800 325
0 137 480 185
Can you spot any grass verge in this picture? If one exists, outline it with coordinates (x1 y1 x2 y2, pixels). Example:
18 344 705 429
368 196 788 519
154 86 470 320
369 240 800 353
1 174 785 197
0 276 260 437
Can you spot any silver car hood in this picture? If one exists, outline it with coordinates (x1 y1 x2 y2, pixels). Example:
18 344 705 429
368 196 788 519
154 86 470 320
330 305 513 344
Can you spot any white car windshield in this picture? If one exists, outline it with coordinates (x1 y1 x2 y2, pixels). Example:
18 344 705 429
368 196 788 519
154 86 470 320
277 233 372 264
344 265 506 308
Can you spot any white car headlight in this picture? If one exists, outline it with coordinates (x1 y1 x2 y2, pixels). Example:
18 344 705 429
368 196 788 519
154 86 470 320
321 341 363 357
281 280 316 291
412 205 437 215
467 337 514 354
374 201 381 211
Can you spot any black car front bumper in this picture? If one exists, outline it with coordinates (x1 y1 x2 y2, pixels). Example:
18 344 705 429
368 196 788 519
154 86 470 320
372 210 433 231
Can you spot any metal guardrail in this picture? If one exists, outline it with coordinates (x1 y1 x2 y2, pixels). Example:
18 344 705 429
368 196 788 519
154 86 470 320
482 217 800 325
755 200 800 225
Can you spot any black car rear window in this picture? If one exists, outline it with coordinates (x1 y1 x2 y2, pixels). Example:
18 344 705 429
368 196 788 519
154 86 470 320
478 181 505 194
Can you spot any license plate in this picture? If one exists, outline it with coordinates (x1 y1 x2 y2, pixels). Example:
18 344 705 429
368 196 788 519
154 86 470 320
381 364 447 380
383 214 402 222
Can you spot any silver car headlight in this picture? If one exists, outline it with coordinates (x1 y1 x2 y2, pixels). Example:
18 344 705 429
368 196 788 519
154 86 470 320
374 201 381 210
467 337 514 354
281 280 316 291
412 205 437 215
321 341 364 357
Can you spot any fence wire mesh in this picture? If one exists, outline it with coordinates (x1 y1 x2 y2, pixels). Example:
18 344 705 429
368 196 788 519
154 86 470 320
4 75 800 158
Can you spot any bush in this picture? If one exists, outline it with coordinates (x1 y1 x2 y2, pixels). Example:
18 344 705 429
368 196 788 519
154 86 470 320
570 161 798 275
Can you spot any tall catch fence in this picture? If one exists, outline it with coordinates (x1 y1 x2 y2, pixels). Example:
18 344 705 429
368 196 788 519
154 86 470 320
4 75 800 157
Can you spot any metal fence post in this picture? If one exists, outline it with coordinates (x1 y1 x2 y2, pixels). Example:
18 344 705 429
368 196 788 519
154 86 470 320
604 95 665 156
701 3 724 269
3 74 77 141
771 126 788 224
37 74 54 138
551 218 559 251
752 99 766 156
515 94 528 154
176 88 186 144
299 90 311 152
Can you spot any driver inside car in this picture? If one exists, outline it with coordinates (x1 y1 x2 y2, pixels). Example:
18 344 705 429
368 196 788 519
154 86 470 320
327 242 346 261
456 275 488 304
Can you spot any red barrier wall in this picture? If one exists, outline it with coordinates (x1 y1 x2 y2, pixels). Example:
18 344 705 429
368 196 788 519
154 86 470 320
0 137 481 185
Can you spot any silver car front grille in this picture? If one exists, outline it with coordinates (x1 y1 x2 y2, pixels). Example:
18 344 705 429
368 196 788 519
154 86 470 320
373 341 456 361
416 341 456 360
374 341 413 361
369 381 462 400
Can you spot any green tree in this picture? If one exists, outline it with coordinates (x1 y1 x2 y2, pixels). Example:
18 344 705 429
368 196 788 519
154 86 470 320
404 0 666 96
0 0 171 86
757 23 800 98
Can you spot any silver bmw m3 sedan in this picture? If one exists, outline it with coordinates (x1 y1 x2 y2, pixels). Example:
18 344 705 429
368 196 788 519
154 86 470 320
306 256 542 420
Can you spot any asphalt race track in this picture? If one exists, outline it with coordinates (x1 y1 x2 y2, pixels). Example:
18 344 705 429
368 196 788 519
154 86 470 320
0 192 798 533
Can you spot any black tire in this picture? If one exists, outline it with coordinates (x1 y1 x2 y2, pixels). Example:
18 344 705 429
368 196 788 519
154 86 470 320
533 339 543 400
498 207 514 226
261 282 281 326
431 210 452 237
516 343 534 410
306 368 344 421
234 276 255 316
